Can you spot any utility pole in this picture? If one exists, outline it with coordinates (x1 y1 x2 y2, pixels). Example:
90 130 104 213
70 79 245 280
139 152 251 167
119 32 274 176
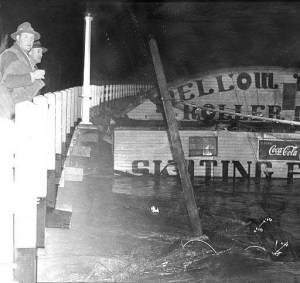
149 36 203 236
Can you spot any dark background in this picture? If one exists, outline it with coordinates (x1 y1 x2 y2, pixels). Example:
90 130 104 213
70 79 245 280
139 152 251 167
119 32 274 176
1 0 300 93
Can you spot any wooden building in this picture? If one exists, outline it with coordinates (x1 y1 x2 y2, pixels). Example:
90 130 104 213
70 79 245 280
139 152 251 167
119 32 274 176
113 66 300 181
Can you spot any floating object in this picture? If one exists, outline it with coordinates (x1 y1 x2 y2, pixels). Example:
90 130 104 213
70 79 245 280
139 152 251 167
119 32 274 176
151 206 159 214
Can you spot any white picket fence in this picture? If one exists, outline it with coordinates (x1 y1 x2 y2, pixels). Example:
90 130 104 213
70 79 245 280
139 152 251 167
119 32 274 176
0 83 151 282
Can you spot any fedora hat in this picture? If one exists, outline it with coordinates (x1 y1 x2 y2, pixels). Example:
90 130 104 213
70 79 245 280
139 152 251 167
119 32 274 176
32 41 48 53
11 22 40 41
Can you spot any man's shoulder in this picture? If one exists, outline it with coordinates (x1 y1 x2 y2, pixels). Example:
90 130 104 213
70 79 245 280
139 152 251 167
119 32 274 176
0 45 20 73
0 45 23 66
1 46 19 58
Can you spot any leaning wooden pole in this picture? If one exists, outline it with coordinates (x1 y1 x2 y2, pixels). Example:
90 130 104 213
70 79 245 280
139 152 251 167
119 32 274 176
149 36 203 236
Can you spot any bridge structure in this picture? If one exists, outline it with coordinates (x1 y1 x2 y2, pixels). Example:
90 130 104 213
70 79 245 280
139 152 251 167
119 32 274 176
0 82 152 283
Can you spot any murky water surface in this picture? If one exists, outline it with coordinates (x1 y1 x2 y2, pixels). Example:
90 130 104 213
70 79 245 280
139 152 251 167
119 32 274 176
112 176 300 282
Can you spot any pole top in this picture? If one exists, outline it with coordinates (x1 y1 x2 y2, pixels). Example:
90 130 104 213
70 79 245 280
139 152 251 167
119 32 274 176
85 12 93 19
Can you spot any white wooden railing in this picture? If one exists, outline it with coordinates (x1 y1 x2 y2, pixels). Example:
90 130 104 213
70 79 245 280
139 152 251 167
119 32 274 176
0 83 151 282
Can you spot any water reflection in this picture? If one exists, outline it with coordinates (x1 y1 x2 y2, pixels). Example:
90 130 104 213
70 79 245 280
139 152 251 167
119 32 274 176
112 176 300 257
110 176 300 281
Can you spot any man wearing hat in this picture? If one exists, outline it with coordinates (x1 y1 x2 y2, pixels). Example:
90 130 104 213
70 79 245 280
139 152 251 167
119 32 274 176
0 22 45 119
29 40 48 69
29 41 47 96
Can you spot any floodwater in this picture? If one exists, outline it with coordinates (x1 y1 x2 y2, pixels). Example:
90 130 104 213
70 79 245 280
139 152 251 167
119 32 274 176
39 136 300 282
111 175 300 282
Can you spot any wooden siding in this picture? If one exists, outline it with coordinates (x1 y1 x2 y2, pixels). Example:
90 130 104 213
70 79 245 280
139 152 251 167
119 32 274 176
126 67 300 122
114 128 300 179
127 99 184 121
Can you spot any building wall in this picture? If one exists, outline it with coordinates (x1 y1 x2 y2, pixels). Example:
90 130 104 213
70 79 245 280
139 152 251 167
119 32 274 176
127 99 184 121
114 128 300 179
127 67 300 122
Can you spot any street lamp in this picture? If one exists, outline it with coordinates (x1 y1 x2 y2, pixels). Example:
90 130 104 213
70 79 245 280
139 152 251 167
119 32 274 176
80 12 93 125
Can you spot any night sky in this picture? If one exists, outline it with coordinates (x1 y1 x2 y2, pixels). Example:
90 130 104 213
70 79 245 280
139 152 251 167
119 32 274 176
1 1 300 92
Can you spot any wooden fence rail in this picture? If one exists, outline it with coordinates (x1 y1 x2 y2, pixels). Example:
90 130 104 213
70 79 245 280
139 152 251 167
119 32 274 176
0 82 151 282
89 83 153 118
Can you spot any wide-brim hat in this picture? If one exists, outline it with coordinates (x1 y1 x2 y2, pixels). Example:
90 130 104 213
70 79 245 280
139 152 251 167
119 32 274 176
11 22 40 41
32 41 48 53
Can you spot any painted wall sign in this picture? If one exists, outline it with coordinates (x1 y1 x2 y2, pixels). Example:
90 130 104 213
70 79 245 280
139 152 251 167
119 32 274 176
168 69 300 121
113 129 300 182
259 140 300 161
126 67 300 122
170 71 296 98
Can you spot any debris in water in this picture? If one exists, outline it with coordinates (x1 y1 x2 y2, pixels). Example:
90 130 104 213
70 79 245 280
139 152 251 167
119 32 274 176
182 237 218 254
151 206 159 214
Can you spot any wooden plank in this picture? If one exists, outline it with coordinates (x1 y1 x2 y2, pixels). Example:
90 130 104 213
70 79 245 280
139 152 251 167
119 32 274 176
118 84 121 100
65 89 72 154
14 101 41 248
92 85 96 107
54 92 62 185
110 84 114 108
46 170 56 208
0 118 15 281
33 95 48 198
36 198 47 248
0 212 14 282
54 92 62 155
77 86 82 119
90 85 94 108
14 248 36 283
69 88 75 128
61 90 67 155
44 93 56 170
91 85 96 117
109 84 112 108
113 84 116 105
41 93 57 207
73 87 79 124
45 208 72 229
116 84 118 100
105 85 109 109
99 85 104 112
95 85 98 108
96 85 100 116
14 101 39 199
120 84 123 99
149 37 203 236
65 89 71 134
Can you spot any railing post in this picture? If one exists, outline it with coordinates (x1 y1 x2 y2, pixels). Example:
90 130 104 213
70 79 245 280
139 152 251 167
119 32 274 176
44 93 57 208
73 87 79 124
99 85 104 112
68 88 75 130
0 118 16 283
14 100 45 283
77 86 82 122
95 85 100 116
66 89 71 136
61 90 68 159
54 91 62 185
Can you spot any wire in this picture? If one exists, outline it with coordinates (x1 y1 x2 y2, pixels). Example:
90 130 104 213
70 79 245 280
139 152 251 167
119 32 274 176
182 239 218 254
245 245 268 252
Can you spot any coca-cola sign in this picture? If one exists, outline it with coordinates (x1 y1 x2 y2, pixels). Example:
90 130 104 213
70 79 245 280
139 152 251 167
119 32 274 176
259 140 300 160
